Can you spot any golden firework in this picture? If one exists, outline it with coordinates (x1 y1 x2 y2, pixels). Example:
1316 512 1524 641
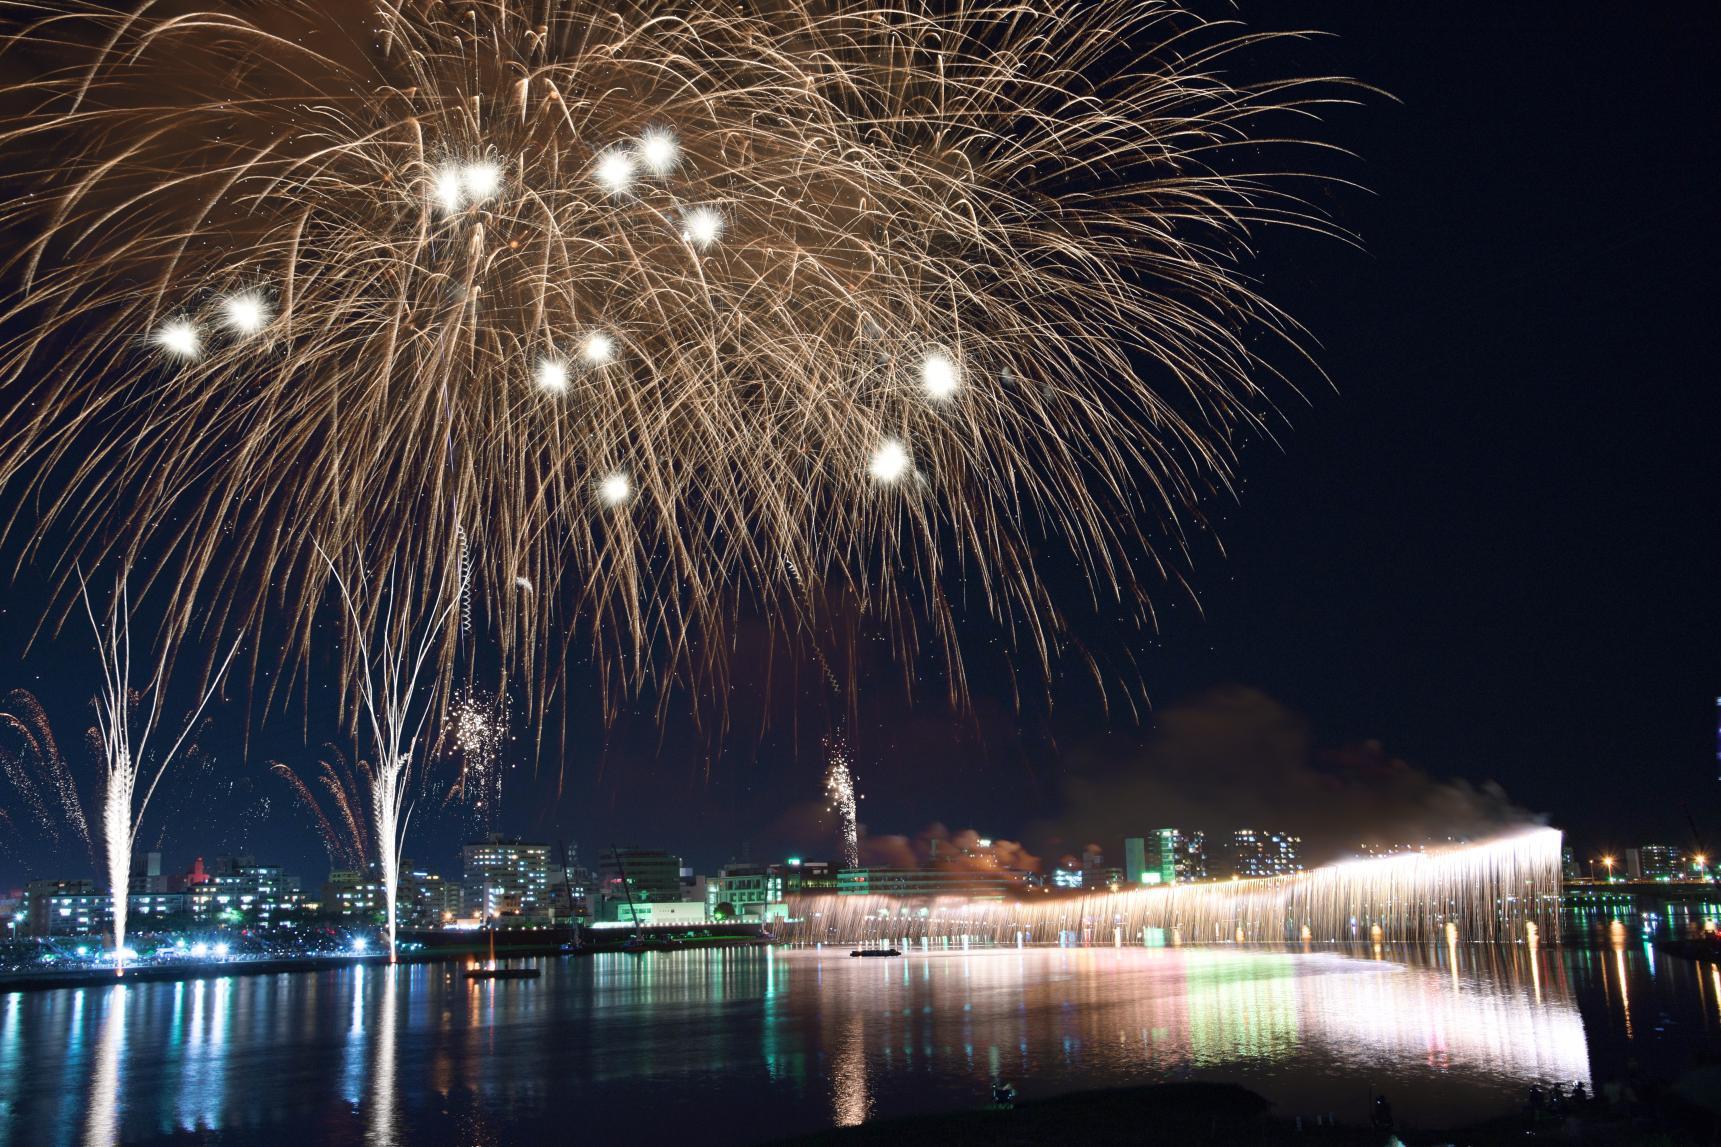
0 1 1354 718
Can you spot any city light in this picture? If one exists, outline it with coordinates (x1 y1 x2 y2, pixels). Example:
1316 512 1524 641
352 937 368 954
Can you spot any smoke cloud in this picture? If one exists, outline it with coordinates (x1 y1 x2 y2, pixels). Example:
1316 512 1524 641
859 822 1042 874
1033 686 1540 868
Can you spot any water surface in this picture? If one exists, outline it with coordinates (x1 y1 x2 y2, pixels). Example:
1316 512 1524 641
1 939 1717 1145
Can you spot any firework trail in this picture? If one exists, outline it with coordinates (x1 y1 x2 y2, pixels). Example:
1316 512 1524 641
0 688 89 856
0 1 1355 717
272 745 374 871
824 735 861 869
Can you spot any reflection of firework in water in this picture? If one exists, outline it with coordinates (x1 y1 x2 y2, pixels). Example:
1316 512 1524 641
445 690 510 832
824 736 860 869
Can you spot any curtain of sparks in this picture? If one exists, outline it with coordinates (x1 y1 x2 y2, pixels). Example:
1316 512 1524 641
0 1 1351 718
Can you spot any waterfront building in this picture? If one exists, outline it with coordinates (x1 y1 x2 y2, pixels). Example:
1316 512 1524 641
325 868 386 923
1126 829 1207 884
705 862 784 920
836 866 1022 899
463 835 552 921
1625 845 1685 881
775 858 838 894
1229 829 1304 878
1124 837 1150 884
597 899 712 927
208 861 305 925
25 879 100 937
598 847 685 905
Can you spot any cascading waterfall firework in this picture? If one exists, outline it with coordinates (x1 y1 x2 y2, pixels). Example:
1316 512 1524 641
0 1 1357 717
823 737 860 870
779 827 1563 948
82 577 238 973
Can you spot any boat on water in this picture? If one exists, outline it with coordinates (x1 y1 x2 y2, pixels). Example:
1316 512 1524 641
850 947 902 958
463 927 543 979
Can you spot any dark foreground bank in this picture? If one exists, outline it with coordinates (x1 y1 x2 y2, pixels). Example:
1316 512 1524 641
770 1081 1721 1146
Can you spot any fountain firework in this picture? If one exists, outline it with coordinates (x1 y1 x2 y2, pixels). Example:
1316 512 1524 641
82 577 239 973
323 554 454 964
823 737 861 869
780 827 1563 948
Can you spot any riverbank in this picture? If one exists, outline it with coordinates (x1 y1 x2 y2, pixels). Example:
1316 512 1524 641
768 1081 1716 1146
0 929 772 992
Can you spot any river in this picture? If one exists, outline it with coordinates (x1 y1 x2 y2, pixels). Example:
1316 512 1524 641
1 936 1718 1145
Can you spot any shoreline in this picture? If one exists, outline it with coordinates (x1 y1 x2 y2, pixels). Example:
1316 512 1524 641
0 932 773 992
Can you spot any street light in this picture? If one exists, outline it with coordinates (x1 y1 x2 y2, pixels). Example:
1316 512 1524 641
1601 855 1615 882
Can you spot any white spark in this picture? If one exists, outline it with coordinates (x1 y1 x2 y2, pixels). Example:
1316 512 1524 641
432 165 464 213
921 350 960 400
594 149 636 195
154 320 200 359
460 161 502 200
535 357 569 393
638 128 679 175
682 206 724 249
868 438 910 483
513 575 533 593
220 293 269 336
581 331 616 365
598 471 632 506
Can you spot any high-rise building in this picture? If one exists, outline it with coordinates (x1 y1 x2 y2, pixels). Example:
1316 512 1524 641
1228 829 1303 878
1124 837 1149 885
1625 845 1684 881
464 835 551 920
598 847 685 905
1129 829 1206 884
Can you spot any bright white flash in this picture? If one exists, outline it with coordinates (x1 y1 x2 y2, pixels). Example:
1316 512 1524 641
221 293 269 336
921 351 959 400
461 161 502 201
682 206 724 249
433 165 464 213
598 471 632 506
594 150 636 195
581 331 616 365
868 439 910 483
154 320 200 359
638 128 679 175
536 358 569 393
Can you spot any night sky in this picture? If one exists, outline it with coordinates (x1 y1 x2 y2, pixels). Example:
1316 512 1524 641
2 2 1716 886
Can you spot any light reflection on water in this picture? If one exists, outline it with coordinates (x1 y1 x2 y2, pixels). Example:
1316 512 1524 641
0 941 1713 1146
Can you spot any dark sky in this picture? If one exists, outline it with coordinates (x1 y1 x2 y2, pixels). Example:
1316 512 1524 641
2 2 1717 885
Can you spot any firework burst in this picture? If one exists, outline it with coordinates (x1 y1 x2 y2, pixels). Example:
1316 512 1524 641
824 735 860 869
443 688 511 831
0 1 1354 717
